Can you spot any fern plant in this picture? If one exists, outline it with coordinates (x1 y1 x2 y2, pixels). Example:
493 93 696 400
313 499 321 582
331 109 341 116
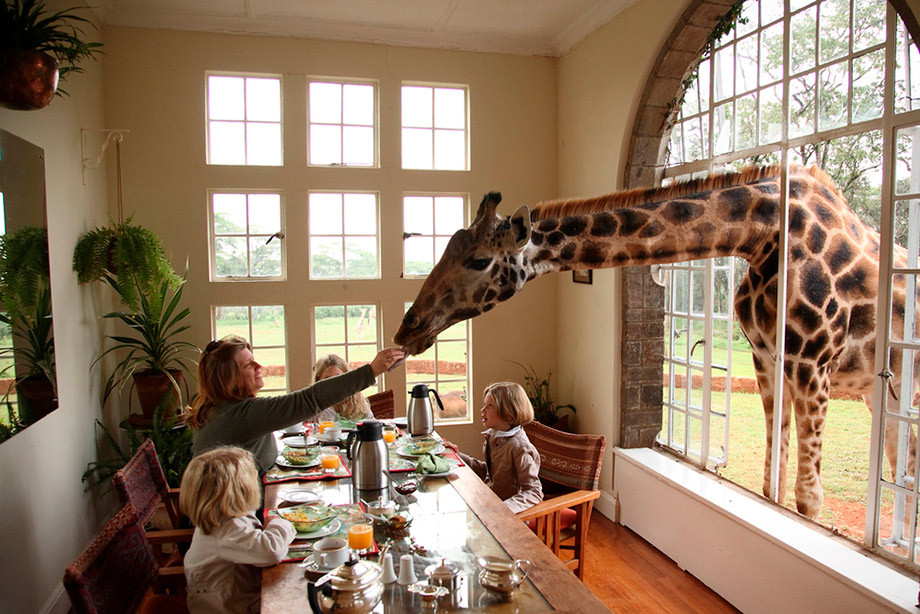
72 216 183 312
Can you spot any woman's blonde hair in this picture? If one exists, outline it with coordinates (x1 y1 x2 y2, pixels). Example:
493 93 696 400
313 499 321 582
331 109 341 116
484 382 534 427
312 354 369 419
179 446 261 535
185 335 253 429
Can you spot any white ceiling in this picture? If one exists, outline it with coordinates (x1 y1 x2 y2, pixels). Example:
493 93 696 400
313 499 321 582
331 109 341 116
95 0 640 58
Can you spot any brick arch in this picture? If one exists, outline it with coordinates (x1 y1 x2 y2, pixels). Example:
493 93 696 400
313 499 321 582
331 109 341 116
617 0 920 448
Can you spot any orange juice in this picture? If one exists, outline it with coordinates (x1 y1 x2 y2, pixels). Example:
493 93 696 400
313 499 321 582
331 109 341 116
319 420 335 434
321 453 340 470
348 523 373 550
382 430 397 444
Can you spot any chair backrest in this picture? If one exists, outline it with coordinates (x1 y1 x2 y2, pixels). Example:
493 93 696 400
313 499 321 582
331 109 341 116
113 439 169 527
367 389 395 420
64 503 159 614
523 421 606 491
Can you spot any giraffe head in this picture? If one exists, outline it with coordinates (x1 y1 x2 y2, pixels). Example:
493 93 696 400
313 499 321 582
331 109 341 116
394 192 531 355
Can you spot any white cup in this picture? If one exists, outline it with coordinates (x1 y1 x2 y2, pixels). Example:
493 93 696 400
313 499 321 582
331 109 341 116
313 537 348 569
325 426 342 441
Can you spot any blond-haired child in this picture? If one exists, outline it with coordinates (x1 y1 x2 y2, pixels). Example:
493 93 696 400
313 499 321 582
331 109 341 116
179 446 295 614
444 382 543 513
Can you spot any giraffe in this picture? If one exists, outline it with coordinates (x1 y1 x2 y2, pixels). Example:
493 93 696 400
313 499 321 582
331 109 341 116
394 164 920 519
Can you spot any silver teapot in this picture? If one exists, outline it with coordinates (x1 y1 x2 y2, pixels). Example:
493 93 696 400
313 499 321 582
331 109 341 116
477 555 532 597
307 557 384 614
407 383 444 437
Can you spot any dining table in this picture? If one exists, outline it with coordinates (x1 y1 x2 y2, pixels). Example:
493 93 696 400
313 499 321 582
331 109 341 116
260 426 609 613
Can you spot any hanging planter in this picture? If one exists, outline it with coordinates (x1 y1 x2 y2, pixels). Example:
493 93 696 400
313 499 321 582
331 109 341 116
0 0 103 111
0 49 59 110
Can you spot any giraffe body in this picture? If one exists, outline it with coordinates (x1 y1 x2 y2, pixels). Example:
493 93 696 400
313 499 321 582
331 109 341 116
394 165 919 518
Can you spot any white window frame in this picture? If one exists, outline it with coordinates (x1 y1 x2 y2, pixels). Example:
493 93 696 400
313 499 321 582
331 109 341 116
307 191 380 280
208 190 286 282
205 72 283 167
307 78 379 168
311 303 382 394
401 82 470 171
402 192 468 279
212 304 288 395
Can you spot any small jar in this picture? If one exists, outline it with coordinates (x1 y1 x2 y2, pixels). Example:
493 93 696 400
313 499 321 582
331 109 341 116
425 557 462 592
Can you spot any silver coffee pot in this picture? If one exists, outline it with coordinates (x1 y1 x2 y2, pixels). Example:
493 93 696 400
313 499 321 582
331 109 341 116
407 384 444 437
346 421 389 491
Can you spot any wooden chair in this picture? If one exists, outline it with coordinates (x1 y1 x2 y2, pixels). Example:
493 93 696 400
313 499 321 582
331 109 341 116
516 421 606 580
367 389 395 420
64 503 188 614
113 439 192 565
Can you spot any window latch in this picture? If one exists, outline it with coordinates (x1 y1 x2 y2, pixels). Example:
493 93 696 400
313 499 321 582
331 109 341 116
403 232 421 240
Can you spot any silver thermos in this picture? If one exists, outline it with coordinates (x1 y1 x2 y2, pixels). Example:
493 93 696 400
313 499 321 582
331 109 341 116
407 384 444 437
346 421 389 491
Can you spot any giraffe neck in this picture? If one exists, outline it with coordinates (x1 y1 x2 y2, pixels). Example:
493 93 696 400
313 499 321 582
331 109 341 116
523 176 781 277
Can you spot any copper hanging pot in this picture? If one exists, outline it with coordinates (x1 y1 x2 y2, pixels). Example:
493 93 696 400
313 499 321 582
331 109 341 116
0 49 59 110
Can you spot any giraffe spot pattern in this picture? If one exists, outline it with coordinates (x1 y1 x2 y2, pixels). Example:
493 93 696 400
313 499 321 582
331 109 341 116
718 189 750 221
827 239 853 274
559 244 576 260
848 303 875 339
751 197 777 225
547 231 565 246
640 220 664 238
791 300 822 333
614 209 648 236
537 219 557 232
835 263 871 296
785 328 804 354
801 261 831 307
590 212 618 236
789 205 808 234
560 217 588 236
580 243 606 265
802 331 829 360
662 200 705 224
531 232 544 246
807 224 827 253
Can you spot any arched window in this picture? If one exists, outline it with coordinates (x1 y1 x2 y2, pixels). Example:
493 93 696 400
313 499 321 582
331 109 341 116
628 0 920 567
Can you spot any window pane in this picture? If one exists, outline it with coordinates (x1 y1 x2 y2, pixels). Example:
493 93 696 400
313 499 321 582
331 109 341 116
789 72 816 138
310 237 344 278
405 236 434 275
818 60 848 131
209 121 245 164
791 6 817 74
208 76 244 120
759 84 783 145
819 0 849 65
713 101 733 155
215 237 247 276
214 305 249 338
402 86 433 128
736 34 758 94
895 21 920 114
893 201 920 263
345 236 378 278
315 306 346 344
213 193 246 233
246 122 282 165
246 77 281 122
310 124 342 165
310 82 342 124
760 22 784 85
402 128 433 169
854 0 886 51
853 50 884 123
344 193 377 235
434 236 451 263
342 125 374 165
713 45 734 102
434 88 465 129
434 129 466 170
736 92 756 151
248 193 281 234
404 196 433 235
310 193 343 234
434 197 464 235
251 306 285 345
249 237 281 277
343 84 374 125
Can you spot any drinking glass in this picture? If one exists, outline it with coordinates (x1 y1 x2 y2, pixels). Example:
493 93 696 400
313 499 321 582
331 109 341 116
320 447 340 474
319 420 335 434
382 425 398 445
348 522 374 555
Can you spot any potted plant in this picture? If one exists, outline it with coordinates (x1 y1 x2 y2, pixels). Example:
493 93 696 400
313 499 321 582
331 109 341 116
73 218 197 424
0 0 103 110
0 225 56 424
511 362 576 429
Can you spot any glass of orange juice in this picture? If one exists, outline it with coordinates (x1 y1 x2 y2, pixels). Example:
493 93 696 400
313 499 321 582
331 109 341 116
382 425 397 445
319 420 335 434
320 447 340 473
347 522 373 554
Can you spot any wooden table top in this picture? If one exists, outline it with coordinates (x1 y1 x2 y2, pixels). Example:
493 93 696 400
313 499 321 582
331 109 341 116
260 462 608 613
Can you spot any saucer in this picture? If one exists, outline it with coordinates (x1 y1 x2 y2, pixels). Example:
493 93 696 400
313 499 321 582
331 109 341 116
300 554 336 578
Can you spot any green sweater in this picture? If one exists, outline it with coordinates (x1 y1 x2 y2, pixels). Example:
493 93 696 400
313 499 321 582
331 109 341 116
192 365 375 474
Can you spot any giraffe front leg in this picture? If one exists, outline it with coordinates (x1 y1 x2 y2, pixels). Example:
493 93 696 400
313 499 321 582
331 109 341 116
755 357 791 503
792 390 828 519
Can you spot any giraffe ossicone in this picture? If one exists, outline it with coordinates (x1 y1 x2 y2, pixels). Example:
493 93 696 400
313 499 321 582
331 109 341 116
394 165 920 519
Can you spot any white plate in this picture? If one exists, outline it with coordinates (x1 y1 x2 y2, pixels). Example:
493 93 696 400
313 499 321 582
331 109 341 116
314 431 347 443
396 443 446 458
278 488 321 504
300 554 336 574
276 456 321 470
281 435 317 448
293 518 341 540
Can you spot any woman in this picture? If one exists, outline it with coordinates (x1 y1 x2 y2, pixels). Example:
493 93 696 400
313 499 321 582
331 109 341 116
186 335 404 474
312 354 374 423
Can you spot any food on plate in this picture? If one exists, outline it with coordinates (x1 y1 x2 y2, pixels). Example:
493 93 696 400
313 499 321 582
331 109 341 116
278 504 337 533
281 448 319 465
404 438 440 455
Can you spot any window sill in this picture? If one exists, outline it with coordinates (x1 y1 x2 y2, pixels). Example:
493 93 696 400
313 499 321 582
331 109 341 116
613 447 919 614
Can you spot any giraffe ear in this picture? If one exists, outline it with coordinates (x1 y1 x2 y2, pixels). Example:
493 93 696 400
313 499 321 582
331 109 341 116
509 205 531 250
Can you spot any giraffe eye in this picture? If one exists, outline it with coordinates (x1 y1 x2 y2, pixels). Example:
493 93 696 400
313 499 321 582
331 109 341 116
466 258 491 271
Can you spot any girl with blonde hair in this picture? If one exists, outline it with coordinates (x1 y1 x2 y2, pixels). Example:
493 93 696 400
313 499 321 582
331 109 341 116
312 354 374 422
186 335 404 474
180 446 296 613
443 382 543 513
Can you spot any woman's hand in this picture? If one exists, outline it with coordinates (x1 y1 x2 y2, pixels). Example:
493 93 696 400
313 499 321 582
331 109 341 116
370 347 407 376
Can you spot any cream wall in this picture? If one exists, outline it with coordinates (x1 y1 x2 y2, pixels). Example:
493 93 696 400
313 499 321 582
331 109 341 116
555 0 684 500
0 5 111 611
100 27 559 455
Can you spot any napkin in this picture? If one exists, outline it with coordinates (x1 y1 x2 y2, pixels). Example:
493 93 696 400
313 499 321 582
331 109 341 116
416 452 450 474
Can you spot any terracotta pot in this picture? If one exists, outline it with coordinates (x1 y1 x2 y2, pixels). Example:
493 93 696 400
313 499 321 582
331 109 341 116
132 369 184 420
16 373 58 423
0 49 59 111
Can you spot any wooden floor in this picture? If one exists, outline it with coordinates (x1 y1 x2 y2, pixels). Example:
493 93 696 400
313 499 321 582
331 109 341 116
581 511 740 613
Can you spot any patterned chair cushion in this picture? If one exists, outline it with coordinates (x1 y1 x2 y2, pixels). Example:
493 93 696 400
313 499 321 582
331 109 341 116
523 421 606 491
113 439 169 526
368 389 396 420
